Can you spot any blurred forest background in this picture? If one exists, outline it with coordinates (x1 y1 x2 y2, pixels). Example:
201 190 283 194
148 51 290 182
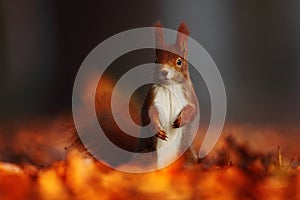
0 0 299 127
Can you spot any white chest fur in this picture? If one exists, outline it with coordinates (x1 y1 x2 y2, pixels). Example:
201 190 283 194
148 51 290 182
153 84 188 167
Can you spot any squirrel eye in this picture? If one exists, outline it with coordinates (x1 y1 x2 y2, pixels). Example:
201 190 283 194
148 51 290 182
176 58 182 67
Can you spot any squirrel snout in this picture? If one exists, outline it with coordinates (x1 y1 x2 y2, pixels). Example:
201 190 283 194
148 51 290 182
161 69 169 77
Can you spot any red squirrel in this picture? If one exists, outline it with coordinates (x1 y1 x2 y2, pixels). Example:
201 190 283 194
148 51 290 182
138 22 199 167
70 22 198 168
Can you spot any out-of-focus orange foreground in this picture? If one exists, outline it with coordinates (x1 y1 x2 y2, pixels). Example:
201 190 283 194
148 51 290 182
0 119 299 200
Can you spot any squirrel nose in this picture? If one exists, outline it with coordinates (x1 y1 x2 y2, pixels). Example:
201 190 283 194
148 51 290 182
161 69 169 77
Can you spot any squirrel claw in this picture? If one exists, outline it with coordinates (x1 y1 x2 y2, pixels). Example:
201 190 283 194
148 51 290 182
156 130 168 141
172 117 181 128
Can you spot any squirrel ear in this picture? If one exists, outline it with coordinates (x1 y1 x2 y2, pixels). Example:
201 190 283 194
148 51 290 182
176 22 190 57
154 21 164 48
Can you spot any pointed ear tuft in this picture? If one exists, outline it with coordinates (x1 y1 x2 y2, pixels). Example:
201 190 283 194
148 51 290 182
177 22 190 36
153 21 163 28
176 22 190 57
154 21 164 48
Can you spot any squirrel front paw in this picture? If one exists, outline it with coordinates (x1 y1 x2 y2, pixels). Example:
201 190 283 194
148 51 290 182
173 107 193 128
156 129 168 141
172 116 181 128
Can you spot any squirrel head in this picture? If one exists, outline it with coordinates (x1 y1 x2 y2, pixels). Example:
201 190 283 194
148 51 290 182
154 22 190 84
